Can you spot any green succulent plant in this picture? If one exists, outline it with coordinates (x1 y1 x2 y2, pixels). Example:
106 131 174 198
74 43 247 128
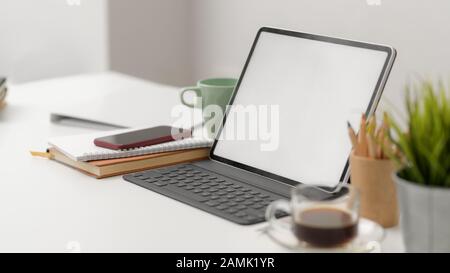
386 79 450 187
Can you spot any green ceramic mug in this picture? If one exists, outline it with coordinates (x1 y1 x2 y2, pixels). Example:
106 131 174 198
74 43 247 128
180 78 237 114
180 78 237 138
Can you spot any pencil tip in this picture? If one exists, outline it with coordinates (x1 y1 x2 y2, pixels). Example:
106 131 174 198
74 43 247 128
347 121 351 128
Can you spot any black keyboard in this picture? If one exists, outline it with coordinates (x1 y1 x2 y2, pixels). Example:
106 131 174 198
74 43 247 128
123 164 287 225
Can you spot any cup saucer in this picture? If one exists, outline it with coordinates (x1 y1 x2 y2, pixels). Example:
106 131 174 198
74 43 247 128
262 217 385 253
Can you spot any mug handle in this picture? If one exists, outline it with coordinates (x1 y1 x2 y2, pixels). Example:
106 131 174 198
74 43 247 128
180 87 201 108
265 199 292 232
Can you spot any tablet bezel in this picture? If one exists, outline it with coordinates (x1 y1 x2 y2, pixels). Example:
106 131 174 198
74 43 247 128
209 27 396 187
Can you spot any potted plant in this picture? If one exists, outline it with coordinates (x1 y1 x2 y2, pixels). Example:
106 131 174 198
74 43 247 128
386 79 450 252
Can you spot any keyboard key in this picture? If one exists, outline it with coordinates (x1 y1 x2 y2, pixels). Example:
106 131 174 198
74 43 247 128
241 188 251 192
216 204 229 210
217 191 227 196
245 215 257 222
235 211 247 217
243 200 255 205
210 195 220 200
193 189 202 193
252 204 265 209
192 182 201 186
249 191 259 195
226 188 235 193
185 186 194 190
232 184 242 189
160 184 208 203
226 208 239 214
154 182 167 187
201 192 211 197
254 211 266 219
205 201 219 207
153 175 163 179
217 198 228 204
177 183 186 187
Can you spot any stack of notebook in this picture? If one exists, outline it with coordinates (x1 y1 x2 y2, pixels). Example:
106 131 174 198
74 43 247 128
0 77 7 110
33 130 213 178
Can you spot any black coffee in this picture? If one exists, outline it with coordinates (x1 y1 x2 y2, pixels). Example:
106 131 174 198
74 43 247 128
293 207 357 247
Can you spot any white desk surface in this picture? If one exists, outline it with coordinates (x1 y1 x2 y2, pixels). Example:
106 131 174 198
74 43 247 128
0 72 404 252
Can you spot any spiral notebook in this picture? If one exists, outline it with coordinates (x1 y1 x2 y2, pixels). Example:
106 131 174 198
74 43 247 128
48 129 213 162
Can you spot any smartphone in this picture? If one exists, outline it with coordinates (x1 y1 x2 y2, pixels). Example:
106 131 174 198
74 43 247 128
94 126 192 150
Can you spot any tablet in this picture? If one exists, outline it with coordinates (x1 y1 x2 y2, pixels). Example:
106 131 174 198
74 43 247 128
211 27 396 187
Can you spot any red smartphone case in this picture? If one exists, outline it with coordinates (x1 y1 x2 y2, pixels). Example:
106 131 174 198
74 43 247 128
94 129 192 150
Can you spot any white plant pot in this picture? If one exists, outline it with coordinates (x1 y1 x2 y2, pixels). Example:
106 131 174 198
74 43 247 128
394 173 450 252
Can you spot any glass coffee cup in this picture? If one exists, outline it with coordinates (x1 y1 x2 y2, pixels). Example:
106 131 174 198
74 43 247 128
266 184 360 248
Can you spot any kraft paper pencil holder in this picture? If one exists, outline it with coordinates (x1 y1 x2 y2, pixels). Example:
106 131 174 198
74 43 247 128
350 152 399 228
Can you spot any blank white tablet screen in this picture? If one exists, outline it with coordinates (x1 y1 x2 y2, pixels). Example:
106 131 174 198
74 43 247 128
213 31 388 187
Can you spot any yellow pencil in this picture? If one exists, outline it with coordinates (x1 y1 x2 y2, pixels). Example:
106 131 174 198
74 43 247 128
358 114 369 157
376 127 385 159
367 134 377 158
368 115 376 135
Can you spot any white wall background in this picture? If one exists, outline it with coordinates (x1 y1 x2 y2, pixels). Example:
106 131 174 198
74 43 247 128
188 0 450 112
0 0 108 83
108 0 192 86
109 0 450 112
2 0 449 112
